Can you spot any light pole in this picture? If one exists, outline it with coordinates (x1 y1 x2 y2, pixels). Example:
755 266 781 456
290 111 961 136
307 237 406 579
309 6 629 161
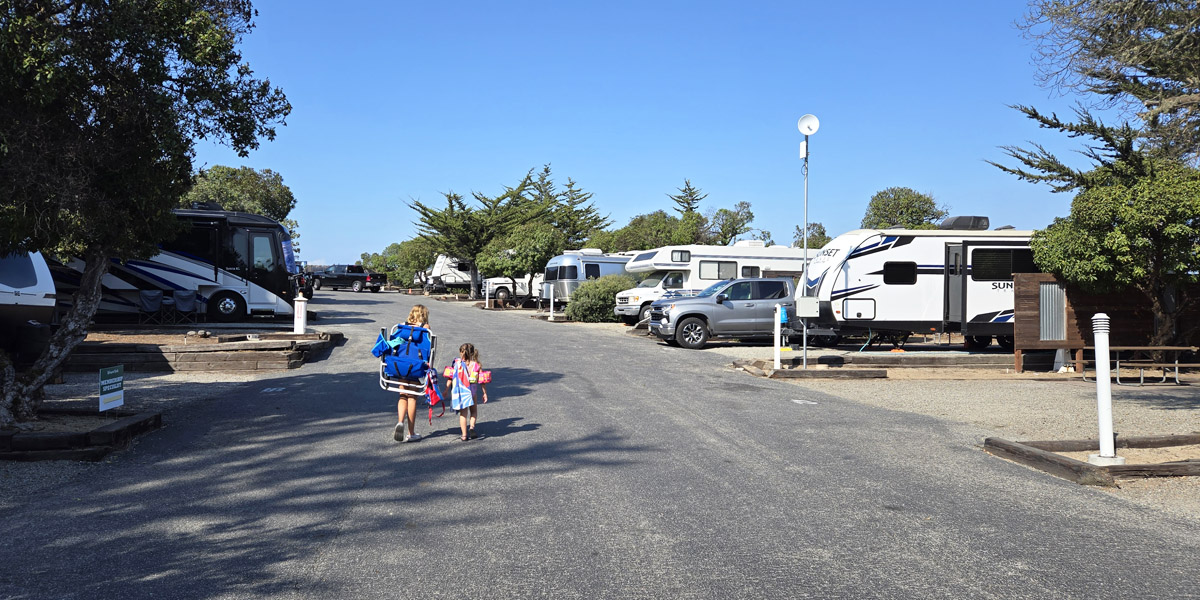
797 114 819 369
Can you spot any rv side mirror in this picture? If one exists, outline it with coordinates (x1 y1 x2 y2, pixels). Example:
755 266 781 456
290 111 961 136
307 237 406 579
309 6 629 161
716 294 728 304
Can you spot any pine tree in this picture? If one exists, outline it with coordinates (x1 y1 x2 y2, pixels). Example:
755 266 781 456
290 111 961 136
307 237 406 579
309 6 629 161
667 179 707 215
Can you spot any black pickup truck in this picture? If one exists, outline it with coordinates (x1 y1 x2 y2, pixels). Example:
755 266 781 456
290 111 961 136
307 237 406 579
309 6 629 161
312 264 386 292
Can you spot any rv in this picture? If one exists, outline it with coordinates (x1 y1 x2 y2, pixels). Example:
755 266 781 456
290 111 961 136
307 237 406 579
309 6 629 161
52 208 301 322
541 249 635 305
418 255 473 293
482 273 544 304
614 241 811 324
801 217 1034 349
0 252 57 360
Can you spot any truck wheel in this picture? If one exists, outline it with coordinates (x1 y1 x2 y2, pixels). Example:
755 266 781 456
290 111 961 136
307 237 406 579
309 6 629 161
677 317 710 350
965 335 992 350
638 304 652 323
208 291 246 323
352 280 364 293
996 335 1015 351
494 287 511 306
312 279 322 291
812 334 840 347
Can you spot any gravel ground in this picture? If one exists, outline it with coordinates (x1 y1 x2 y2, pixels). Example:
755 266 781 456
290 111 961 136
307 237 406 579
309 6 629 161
573 320 1200 522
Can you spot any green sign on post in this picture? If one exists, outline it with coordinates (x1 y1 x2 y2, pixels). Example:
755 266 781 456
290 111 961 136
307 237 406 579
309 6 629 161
99 365 124 412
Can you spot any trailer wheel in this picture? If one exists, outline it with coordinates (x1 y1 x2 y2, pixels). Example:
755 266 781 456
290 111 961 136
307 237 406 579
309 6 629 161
965 335 992 350
811 334 841 347
677 317 710 350
494 287 511 306
312 279 322 291
352 280 364 292
208 291 246 323
996 335 1015 351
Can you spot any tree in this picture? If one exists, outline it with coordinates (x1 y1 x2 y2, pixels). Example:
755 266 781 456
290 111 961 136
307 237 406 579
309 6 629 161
409 175 547 298
556 177 612 249
477 222 565 300
1021 1 1200 161
671 211 707 245
667 179 707 215
708 201 755 245
604 211 681 252
753 229 775 246
794 223 832 249
1030 159 1200 345
860 188 947 229
183 165 300 253
0 1 289 427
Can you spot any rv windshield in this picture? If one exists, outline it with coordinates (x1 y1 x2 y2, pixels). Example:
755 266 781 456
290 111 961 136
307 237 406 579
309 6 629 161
637 271 667 288
696 280 731 298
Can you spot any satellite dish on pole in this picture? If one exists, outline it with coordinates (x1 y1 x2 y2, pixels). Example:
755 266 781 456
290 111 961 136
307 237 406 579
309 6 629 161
797 114 820 136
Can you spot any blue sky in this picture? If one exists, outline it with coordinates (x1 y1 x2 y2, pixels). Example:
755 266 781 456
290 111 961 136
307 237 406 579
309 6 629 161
194 1 1099 266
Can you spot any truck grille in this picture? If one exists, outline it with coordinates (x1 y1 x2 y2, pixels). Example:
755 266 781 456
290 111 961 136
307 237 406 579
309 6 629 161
616 297 628 305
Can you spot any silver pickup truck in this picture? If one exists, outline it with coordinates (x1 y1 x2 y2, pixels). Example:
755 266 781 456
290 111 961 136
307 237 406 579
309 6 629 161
649 277 796 349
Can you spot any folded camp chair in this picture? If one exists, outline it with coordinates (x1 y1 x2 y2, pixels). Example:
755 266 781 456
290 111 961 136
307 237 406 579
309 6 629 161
171 290 199 325
138 290 165 325
378 324 437 396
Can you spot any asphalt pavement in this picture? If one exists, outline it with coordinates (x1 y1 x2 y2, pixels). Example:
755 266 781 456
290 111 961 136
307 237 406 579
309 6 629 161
1 291 1198 599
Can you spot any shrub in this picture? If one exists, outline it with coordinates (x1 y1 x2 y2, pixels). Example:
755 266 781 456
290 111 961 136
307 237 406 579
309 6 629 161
565 274 636 322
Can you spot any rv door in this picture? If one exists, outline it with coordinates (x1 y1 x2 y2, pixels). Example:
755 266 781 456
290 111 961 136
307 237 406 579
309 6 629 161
944 243 964 328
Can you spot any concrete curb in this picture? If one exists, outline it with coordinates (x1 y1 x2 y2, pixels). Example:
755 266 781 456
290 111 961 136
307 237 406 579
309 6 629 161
0 408 163 462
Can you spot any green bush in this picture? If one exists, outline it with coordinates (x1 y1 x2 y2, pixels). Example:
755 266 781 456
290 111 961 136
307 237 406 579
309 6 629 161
565 274 636 322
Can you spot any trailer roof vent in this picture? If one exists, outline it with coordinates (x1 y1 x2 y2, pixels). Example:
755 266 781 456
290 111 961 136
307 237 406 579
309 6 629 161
938 216 990 230
733 239 766 247
567 248 604 256
994 225 1015 230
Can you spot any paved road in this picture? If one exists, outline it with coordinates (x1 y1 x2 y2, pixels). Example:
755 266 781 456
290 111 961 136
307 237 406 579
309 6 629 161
2 292 1198 599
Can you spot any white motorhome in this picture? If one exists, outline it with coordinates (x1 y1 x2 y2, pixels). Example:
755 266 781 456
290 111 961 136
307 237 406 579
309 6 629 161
614 241 811 323
541 249 635 305
418 255 472 292
50 208 300 322
0 251 57 359
801 217 1034 349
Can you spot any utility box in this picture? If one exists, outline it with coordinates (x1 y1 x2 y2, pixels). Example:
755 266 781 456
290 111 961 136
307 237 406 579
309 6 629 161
796 296 820 318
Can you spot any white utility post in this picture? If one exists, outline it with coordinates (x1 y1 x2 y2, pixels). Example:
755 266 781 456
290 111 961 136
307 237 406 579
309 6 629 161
484 284 490 309
774 303 783 370
548 287 555 321
293 293 308 334
1088 313 1125 465
797 114 820 370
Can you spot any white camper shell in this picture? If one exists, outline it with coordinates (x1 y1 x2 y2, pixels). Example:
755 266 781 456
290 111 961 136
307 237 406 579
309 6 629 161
802 221 1034 349
614 240 811 323
541 249 634 305
482 273 544 304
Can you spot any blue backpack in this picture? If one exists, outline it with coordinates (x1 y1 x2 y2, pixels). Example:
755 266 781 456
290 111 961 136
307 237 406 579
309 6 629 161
373 324 431 380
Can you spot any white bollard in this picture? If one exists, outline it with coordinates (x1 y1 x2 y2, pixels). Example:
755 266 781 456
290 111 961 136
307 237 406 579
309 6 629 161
293 293 308 334
484 284 490 309
774 304 783 370
548 286 555 321
1088 313 1125 465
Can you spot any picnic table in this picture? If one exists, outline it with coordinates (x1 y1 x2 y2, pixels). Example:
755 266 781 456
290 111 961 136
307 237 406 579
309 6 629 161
1079 345 1200 385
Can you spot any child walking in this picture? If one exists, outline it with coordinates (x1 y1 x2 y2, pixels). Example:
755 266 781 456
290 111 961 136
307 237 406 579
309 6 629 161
394 304 430 443
447 343 488 441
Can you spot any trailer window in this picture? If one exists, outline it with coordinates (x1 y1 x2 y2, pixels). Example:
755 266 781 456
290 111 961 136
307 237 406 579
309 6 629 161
755 280 788 299
544 266 558 281
971 249 1036 281
165 223 219 264
741 266 760 278
699 260 736 280
883 262 918 285
671 250 690 262
633 251 657 263
585 264 600 279
0 253 37 288
560 265 578 280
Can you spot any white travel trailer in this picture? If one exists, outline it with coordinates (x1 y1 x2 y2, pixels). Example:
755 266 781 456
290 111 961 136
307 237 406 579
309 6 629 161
0 251 57 359
417 255 473 292
541 249 635 305
614 240 811 323
801 217 1034 349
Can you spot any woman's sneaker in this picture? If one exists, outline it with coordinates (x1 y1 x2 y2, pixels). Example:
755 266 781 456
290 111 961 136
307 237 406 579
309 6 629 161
393 420 406 442
405 433 422 442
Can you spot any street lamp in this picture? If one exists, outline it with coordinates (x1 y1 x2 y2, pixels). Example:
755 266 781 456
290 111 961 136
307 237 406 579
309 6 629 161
797 114 819 369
